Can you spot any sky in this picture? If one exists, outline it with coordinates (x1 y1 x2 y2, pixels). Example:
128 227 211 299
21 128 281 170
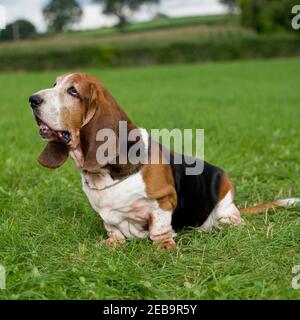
0 0 227 32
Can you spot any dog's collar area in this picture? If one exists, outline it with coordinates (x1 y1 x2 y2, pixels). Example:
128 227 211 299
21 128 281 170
82 173 131 192
82 169 104 175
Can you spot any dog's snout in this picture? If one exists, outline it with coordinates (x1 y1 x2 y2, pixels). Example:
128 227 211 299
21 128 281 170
29 94 43 108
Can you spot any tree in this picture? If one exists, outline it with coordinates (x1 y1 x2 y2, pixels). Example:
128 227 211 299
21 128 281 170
240 0 297 33
220 0 238 13
93 0 160 28
43 0 83 33
0 19 37 41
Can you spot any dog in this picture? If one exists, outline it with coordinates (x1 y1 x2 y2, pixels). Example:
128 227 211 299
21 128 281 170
29 73 299 249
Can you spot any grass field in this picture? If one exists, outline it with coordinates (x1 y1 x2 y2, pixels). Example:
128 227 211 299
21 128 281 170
64 14 233 38
0 58 300 299
0 14 244 50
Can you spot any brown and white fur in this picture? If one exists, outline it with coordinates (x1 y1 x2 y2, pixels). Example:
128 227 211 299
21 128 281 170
29 73 300 249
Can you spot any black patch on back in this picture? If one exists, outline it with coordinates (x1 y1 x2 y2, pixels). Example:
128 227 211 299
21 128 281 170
168 151 224 231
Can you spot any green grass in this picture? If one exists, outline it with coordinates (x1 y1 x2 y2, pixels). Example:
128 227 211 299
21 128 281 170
0 58 300 299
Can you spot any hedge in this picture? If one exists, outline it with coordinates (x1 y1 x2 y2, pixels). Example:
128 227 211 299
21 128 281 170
0 34 299 71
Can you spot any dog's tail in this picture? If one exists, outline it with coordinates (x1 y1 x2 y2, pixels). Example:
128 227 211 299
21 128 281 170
239 198 300 215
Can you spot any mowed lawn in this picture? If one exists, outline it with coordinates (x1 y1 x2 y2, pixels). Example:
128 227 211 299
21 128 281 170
0 58 300 300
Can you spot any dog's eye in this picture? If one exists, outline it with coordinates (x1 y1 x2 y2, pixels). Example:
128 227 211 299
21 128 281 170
67 86 79 98
53 83 57 87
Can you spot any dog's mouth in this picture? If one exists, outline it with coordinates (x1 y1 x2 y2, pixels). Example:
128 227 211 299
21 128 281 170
33 111 71 145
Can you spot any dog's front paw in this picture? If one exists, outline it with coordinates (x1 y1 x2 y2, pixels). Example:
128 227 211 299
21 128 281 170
154 239 176 250
104 237 125 247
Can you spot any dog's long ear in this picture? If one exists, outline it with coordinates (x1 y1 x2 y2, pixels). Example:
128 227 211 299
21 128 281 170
80 84 135 172
38 142 69 169
82 82 98 128
80 85 118 172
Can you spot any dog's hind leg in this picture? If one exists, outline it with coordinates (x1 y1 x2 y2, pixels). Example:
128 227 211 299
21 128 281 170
200 174 244 232
200 190 245 232
215 192 245 226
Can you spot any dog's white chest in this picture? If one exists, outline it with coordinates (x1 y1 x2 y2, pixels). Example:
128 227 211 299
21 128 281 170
82 171 158 238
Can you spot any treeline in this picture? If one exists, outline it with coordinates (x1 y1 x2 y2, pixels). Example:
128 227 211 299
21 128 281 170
1 0 299 41
0 0 299 71
0 0 161 41
239 0 299 33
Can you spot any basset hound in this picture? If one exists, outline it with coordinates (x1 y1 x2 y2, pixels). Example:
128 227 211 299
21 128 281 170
29 73 300 249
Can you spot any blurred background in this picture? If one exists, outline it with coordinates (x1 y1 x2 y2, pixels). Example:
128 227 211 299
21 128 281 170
0 0 299 71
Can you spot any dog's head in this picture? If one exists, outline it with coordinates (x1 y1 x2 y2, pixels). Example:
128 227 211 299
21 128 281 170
29 73 135 170
29 73 99 144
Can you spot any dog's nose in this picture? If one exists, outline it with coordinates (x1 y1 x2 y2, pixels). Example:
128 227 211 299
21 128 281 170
29 95 43 108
